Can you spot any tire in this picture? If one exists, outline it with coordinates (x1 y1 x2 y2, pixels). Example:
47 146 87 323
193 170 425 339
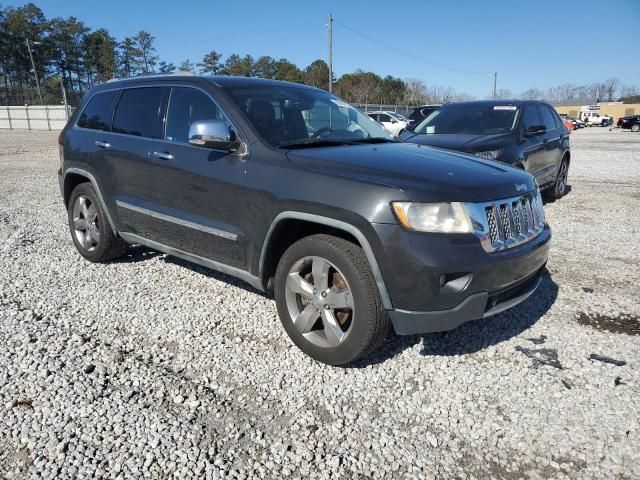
274 234 390 366
631 124 640 133
545 156 569 200
67 183 127 262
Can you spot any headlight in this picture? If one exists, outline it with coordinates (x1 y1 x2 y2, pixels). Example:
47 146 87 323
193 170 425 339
474 149 503 160
392 202 473 233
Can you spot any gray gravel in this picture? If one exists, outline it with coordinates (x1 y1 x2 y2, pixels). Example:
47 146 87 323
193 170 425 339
1 127 639 479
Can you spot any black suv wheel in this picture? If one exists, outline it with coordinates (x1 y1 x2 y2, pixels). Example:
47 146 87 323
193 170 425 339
545 157 569 200
68 183 127 262
274 234 390 366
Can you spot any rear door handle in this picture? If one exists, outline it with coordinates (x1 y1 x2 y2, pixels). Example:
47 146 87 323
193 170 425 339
153 151 174 161
94 140 111 148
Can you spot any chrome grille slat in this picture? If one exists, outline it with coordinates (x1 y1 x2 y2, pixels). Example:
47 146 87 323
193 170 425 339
466 190 546 253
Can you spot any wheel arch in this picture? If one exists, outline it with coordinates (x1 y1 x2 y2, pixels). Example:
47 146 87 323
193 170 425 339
63 168 117 233
258 212 393 309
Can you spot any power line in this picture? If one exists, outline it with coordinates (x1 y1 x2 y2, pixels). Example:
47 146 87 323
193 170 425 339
333 18 492 76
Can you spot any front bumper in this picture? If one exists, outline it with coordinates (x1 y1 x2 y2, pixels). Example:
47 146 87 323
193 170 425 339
389 267 543 335
373 223 551 335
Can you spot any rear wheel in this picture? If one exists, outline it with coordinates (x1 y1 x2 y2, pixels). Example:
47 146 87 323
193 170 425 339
68 183 127 262
631 124 640 133
274 234 390 365
545 157 569 200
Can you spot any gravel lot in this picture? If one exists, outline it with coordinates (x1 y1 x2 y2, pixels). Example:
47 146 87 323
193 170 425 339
1 127 639 479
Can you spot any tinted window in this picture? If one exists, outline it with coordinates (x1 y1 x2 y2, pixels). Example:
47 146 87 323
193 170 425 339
521 105 541 129
378 114 391 122
165 87 227 143
77 91 117 130
539 105 557 131
113 87 163 138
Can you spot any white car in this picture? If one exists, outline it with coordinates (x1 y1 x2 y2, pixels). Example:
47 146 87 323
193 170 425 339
367 111 409 137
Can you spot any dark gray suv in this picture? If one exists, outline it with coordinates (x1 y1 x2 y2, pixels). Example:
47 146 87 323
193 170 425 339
58 74 551 365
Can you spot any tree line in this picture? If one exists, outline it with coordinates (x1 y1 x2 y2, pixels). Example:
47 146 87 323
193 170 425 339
1 3 638 107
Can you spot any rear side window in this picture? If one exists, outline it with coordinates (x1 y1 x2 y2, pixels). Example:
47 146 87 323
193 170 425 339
539 105 557 131
521 105 541 130
113 87 163 138
378 114 391 122
77 91 118 131
164 87 227 143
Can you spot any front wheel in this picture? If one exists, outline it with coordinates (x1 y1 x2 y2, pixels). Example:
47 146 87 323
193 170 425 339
631 124 640 133
274 234 390 365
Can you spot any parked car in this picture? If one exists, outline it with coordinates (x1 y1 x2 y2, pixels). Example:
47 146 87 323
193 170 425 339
366 110 409 136
59 75 550 365
617 115 640 132
580 111 613 127
407 104 441 126
559 113 583 129
399 100 571 199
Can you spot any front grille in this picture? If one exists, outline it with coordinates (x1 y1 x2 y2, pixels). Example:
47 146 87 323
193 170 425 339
467 190 546 253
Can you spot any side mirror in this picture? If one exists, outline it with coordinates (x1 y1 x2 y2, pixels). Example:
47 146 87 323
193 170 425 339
188 120 239 151
524 125 546 137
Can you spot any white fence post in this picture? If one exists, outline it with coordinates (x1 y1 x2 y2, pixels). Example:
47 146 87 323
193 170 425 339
25 105 31 130
45 105 51 130
6 106 12 130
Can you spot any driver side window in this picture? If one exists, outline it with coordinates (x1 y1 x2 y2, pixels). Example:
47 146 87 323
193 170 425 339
165 87 227 143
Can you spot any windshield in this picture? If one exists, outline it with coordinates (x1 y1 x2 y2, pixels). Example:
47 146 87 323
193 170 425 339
414 104 520 135
226 86 392 147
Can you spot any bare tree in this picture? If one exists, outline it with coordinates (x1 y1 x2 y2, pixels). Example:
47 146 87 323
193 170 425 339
520 88 544 100
404 78 427 105
603 77 619 102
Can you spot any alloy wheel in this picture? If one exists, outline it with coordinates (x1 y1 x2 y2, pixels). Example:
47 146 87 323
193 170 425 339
557 160 568 196
72 195 100 252
284 256 355 348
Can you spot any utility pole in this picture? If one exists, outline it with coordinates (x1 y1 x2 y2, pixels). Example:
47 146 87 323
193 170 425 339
328 14 333 93
61 79 69 120
26 38 44 106
492 71 497 100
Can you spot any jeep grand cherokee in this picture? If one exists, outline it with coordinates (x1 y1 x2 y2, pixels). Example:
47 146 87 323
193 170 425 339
58 75 551 365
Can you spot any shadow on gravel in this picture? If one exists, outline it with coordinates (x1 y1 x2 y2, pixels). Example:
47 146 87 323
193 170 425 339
162 255 273 300
112 245 162 263
351 269 559 367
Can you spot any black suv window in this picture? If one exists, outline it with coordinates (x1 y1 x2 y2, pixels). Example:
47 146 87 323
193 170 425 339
113 87 163 138
165 87 226 143
77 91 118 131
521 105 541 130
539 105 557 131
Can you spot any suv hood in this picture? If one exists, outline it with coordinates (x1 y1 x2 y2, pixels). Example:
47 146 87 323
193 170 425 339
286 142 537 203
398 131 513 153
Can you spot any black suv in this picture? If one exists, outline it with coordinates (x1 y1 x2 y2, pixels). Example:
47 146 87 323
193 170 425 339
399 100 571 199
407 104 441 126
59 75 551 365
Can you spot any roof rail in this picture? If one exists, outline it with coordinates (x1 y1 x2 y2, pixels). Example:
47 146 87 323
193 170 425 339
106 71 197 83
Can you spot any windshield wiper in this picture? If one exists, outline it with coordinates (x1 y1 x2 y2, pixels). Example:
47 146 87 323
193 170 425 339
349 137 399 144
278 137 398 149
278 139 360 149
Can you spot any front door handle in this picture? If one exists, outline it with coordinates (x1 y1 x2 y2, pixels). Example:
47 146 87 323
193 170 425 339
153 151 174 161
95 140 111 148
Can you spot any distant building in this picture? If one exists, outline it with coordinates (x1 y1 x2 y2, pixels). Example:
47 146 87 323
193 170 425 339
554 102 639 122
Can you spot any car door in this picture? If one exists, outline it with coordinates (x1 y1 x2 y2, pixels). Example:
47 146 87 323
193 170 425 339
519 104 547 183
539 104 565 186
377 113 395 134
95 86 166 236
141 85 247 268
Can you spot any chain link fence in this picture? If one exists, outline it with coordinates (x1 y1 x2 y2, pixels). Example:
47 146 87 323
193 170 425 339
0 105 72 131
353 104 418 117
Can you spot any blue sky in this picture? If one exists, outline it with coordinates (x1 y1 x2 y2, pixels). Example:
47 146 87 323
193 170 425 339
5 0 640 97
